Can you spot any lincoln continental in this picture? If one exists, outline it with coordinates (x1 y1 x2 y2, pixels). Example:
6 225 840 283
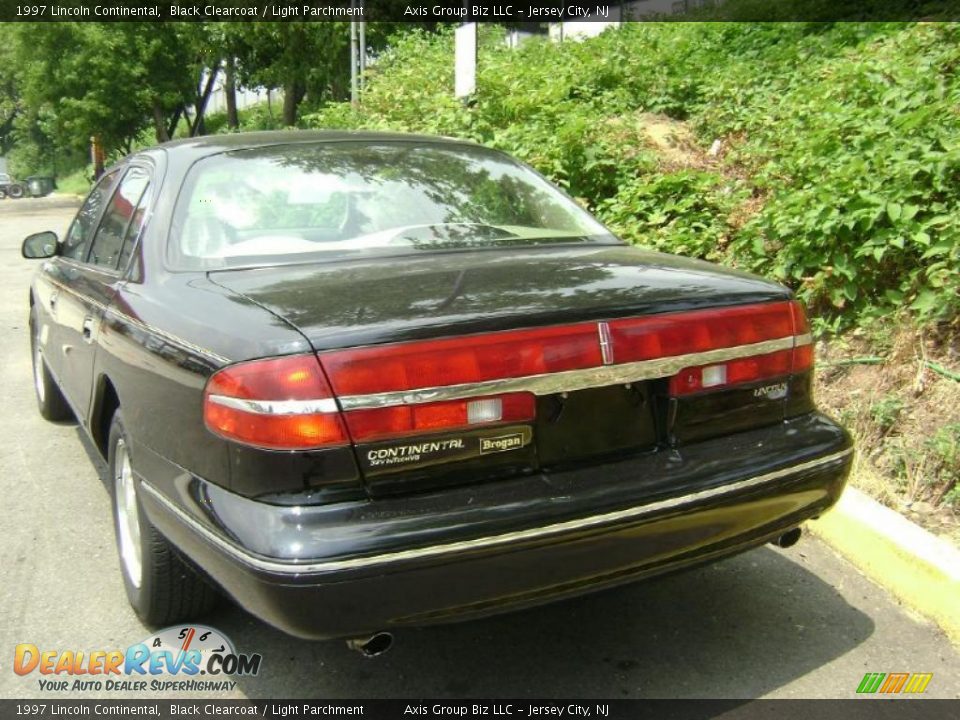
22 131 852 654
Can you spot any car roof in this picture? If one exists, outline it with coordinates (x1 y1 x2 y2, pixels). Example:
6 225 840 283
151 130 477 160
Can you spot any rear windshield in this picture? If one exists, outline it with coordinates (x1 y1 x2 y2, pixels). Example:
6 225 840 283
167 141 617 269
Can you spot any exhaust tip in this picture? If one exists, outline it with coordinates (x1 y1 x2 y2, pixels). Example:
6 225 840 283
346 632 394 658
773 527 803 549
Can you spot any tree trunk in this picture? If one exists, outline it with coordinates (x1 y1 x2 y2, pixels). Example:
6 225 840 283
152 102 171 143
225 58 239 129
191 66 219 137
166 107 183 141
281 80 306 127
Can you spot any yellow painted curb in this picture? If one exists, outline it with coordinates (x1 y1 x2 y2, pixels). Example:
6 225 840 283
809 486 960 645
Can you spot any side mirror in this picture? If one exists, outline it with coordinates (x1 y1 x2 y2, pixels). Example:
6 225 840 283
22 231 59 259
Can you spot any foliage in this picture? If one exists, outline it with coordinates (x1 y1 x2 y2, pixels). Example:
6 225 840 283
696 23 960 325
1 21 436 174
15 24 198 150
869 394 905 432
55 168 94 197
926 423 960 507
306 22 960 328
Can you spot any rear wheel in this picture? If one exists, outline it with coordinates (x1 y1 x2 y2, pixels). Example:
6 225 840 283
30 309 72 421
108 411 220 625
8 183 24 199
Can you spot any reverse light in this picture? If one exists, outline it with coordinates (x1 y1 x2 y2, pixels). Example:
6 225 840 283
701 365 727 388
467 398 503 424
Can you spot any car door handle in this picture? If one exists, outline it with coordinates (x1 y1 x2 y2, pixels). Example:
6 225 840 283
82 317 95 343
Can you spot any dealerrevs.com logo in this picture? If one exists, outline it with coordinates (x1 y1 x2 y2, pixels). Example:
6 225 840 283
13 625 262 693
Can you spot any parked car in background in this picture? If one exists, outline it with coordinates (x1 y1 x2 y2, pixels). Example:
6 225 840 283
0 172 28 199
21 131 852 653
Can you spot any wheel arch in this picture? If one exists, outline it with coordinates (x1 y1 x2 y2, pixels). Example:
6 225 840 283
91 374 121 459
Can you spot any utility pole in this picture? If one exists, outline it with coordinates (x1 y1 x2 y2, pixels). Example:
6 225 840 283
350 9 358 105
90 136 104 180
350 0 366 104
358 5 366 93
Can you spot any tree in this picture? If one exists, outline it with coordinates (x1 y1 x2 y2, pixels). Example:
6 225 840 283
0 29 21 157
12 23 200 156
224 23 353 126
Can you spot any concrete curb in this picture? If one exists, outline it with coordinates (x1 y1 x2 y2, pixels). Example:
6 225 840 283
809 486 960 644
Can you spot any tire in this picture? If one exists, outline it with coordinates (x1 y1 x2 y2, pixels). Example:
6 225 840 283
0 188 7 199
8 183 25 199
30 309 73 422
108 411 220 625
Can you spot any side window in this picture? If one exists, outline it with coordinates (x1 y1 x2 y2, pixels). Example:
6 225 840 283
116 180 152 273
62 170 120 262
89 167 151 270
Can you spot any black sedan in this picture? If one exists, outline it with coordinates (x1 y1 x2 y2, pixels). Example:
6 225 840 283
22 131 852 652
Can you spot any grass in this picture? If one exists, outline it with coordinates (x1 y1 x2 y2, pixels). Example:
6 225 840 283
55 168 92 197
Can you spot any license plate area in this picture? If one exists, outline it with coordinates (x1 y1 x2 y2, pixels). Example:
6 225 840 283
535 383 658 468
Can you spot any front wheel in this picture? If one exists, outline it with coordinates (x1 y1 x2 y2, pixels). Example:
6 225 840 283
108 411 220 625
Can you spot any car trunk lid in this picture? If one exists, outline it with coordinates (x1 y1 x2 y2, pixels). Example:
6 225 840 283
208 245 806 497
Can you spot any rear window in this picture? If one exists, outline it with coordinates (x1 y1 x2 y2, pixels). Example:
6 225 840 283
168 141 617 269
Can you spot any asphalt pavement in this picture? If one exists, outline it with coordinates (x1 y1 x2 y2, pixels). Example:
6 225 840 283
1 196 958 700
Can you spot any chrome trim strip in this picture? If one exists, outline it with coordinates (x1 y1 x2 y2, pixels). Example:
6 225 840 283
207 395 339 415
105 308 231 365
44 278 229 365
46 278 110 313
338 335 799 411
139 447 852 575
795 332 813 346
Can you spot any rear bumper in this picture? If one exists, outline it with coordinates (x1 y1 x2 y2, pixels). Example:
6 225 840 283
139 413 852 639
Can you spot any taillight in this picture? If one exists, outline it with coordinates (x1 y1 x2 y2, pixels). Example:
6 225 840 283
669 350 794 395
319 324 602 396
203 355 349 450
343 393 535 443
790 300 814 373
668 300 813 396
205 301 816 449
608 301 796 362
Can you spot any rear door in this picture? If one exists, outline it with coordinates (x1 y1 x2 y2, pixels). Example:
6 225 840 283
54 165 153 420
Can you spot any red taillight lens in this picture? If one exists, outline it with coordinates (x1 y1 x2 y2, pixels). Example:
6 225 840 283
203 355 349 450
343 393 535 443
790 300 814 373
792 343 814 373
608 301 796 362
205 301 816 448
669 300 814 396
790 299 811 336
669 349 794 396
319 325 602 397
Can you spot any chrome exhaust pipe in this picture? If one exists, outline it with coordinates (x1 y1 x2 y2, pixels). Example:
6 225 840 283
346 632 394 657
773 527 802 549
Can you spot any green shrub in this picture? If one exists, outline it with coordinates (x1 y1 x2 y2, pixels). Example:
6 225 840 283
305 22 960 328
